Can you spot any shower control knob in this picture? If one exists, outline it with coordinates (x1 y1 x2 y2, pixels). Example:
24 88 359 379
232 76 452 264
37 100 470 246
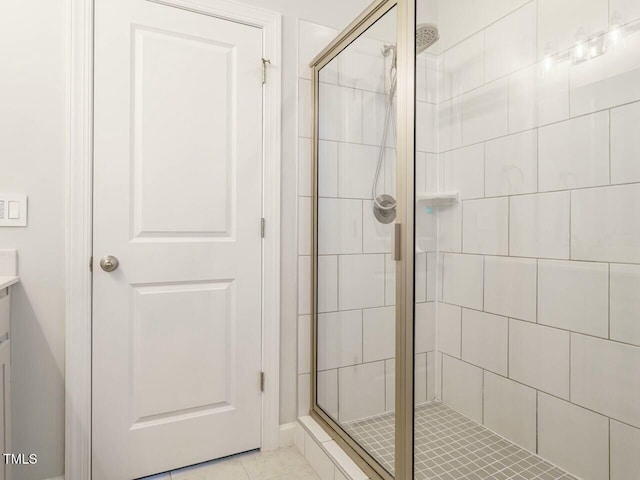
100 255 120 273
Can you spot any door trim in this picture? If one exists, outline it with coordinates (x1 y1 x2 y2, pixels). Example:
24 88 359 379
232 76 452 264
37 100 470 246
67 1 282 478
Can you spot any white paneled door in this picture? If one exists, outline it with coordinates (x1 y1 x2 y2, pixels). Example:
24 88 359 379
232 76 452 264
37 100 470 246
92 1 263 479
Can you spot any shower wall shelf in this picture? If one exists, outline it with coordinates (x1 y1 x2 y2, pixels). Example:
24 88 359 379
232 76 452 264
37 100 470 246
416 191 460 205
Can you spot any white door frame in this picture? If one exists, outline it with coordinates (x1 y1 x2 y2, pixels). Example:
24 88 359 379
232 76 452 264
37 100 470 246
67 1 282 478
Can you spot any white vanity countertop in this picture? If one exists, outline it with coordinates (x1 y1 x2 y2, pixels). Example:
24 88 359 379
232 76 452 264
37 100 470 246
0 277 19 290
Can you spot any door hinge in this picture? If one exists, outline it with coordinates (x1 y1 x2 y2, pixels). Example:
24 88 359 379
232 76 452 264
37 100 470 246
260 371 265 392
89 256 93 272
261 217 265 238
262 58 271 84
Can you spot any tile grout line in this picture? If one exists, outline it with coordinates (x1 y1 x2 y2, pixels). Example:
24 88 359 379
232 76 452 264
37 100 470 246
481 369 485 425
535 258 540 324
508 196 511 256
609 108 612 186
536 390 540 453
436 299 640 349
507 319 510 378
608 417 612 480
387 249 640 268
569 333 572 402
437 97 640 159
569 190 572 260
608 263 611 340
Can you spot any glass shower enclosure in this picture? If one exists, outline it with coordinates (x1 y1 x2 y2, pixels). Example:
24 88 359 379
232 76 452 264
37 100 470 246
308 0 640 479
310 1 415 478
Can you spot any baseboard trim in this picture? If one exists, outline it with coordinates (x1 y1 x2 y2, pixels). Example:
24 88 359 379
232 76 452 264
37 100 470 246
278 422 297 448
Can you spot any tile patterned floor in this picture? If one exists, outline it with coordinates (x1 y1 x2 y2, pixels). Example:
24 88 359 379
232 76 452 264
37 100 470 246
343 402 580 480
141 447 320 480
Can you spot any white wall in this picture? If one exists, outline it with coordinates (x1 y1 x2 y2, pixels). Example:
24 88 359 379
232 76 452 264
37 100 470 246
0 1 67 479
232 0 371 30
279 14 301 425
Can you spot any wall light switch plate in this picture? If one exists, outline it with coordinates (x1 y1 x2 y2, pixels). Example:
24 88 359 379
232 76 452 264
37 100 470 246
0 194 27 227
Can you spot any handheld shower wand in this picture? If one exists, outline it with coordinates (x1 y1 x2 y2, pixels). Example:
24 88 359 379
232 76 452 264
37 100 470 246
372 24 439 224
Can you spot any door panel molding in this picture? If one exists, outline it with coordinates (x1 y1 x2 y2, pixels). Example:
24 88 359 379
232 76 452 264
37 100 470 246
67 1 281 478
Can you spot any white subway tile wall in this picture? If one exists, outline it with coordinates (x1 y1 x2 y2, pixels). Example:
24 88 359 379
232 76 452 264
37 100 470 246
441 143 485 200
483 372 537 452
442 253 484 309
442 32 485 101
537 0 608 58
508 191 571 259
571 334 640 428
462 78 509 145
442 355 484 423
610 263 640 346
338 361 386 422
610 420 640 480
316 310 363 371
508 60 570 132
538 111 610 192
462 197 509 255
317 369 339 420
437 303 462 358
362 306 395 362
569 25 640 116
508 319 571 399
538 393 610 480
430 2 640 478
484 256 537 321
537 259 609 337
297 0 640 476
484 130 538 197
461 309 509 375
572 183 640 263
484 1 537 82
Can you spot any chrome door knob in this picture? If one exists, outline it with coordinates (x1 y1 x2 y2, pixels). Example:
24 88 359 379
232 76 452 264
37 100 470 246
100 255 120 272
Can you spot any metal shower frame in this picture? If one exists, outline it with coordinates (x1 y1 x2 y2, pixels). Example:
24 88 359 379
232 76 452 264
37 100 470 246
308 1 417 478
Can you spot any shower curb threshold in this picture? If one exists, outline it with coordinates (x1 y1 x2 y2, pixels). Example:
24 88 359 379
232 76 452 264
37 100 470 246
296 416 369 480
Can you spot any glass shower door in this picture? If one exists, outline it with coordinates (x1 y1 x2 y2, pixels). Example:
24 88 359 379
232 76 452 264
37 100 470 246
312 3 403 479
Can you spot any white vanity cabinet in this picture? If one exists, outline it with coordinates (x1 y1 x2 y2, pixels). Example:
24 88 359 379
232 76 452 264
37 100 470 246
0 250 18 480
0 287 11 480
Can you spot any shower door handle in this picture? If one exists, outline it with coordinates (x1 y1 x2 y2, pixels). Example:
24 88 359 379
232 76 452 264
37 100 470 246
393 223 401 261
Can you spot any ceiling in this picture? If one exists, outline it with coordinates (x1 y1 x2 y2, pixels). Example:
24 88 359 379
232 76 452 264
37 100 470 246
234 0 373 30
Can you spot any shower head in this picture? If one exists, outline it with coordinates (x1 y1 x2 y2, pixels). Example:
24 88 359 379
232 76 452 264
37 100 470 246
381 23 439 62
416 23 439 54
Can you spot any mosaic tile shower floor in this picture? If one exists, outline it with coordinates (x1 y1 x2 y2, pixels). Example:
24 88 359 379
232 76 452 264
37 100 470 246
342 402 580 480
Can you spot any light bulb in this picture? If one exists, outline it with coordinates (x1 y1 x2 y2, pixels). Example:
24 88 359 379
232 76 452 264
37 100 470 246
572 28 588 64
542 42 556 74
610 27 622 45
607 13 627 52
